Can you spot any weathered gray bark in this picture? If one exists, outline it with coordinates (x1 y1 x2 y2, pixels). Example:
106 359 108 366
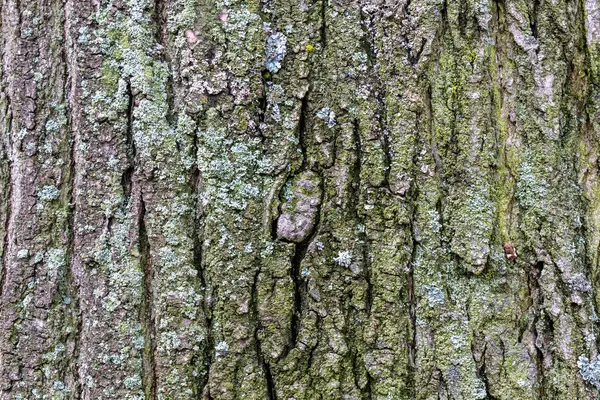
2 0 600 398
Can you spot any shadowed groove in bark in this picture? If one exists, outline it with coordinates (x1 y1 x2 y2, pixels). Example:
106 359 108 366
192 216 212 395
153 0 175 127
404 70 429 399
0 156 11 299
0 71 13 299
405 169 420 398
154 0 168 53
299 93 309 171
343 286 371 400
139 196 157 400
279 175 324 358
62 4 85 394
289 242 308 348
529 0 540 41
527 260 546 399
190 125 212 395
63 55 82 397
271 87 310 241
320 0 327 47
269 87 325 363
401 2 426 66
357 4 392 191
354 195 375 397
351 118 373 315
122 80 135 204
406 235 417 395
471 340 499 400
436 367 450 397
0 49 12 297
257 75 268 145
252 262 277 399
350 118 362 204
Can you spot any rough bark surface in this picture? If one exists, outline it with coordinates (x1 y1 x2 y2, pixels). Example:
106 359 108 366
2 0 600 398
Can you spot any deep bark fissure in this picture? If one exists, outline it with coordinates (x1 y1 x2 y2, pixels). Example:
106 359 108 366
435 367 450 399
271 90 311 241
201 284 215 400
404 97 425 397
532 315 547 399
406 204 419 398
251 263 277 400
361 234 373 318
440 0 449 37
0 155 11 299
289 242 308 348
320 0 327 47
361 18 394 193
0 50 13 298
298 93 309 172
529 0 540 40
257 77 268 145
472 341 499 400
0 49 12 298
408 38 427 66
62 63 83 398
61 5 86 395
154 0 167 53
406 261 416 358
351 118 373 319
122 80 135 204
139 196 158 400
270 83 322 359
350 118 362 205
426 85 442 176
527 260 546 399
190 128 212 395
153 0 176 128
275 167 324 362
357 6 376 65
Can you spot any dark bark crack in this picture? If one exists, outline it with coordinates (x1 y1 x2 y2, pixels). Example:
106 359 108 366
406 204 418 398
289 243 308 348
139 196 158 400
63 62 83 397
320 0 327 48
190 127 212 396
471 340 499 400
252 264 277 399
0 82 13 299
351 118 373 316
298 94 309 172
0 155 12 299
528 0 540 41
526 260 546 399
122 80 135 206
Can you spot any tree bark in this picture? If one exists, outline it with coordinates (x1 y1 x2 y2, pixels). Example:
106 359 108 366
2 0 600 398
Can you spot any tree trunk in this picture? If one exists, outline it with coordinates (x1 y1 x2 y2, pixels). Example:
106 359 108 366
2 0 600 398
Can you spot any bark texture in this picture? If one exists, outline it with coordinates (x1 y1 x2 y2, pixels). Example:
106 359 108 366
2 0 600 398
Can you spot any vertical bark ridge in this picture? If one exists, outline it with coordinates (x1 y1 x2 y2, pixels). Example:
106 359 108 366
0 0 79 395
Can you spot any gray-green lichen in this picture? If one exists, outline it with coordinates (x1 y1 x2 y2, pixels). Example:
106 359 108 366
266 32 287 73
